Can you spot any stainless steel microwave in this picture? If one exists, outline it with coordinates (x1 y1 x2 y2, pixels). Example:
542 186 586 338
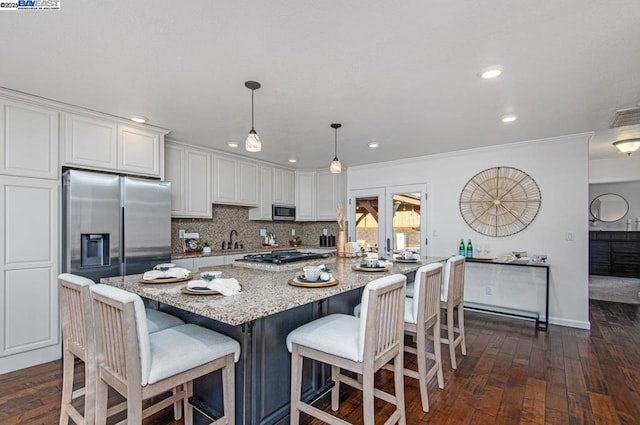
272 204 296 220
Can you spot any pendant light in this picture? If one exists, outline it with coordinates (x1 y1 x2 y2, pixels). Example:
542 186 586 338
330 123 342 174
244 81 262 152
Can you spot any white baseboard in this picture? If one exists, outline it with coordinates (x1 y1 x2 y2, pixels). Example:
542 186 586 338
0 343 61 375
548 316 591 330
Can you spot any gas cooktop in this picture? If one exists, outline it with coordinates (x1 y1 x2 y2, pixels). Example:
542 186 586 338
239 249 329 264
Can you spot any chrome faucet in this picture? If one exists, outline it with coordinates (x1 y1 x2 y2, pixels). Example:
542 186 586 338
229 229 238 249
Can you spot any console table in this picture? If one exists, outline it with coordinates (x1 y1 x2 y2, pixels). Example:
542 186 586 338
464 258 550 331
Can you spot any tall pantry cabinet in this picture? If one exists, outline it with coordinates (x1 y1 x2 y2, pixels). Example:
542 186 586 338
0 94 60 374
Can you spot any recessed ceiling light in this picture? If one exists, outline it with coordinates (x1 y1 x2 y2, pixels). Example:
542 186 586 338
479 65 504 79
130 115 148 123
228 142 239 148
501 114 518 123
288 158 297 163
368 142 380 148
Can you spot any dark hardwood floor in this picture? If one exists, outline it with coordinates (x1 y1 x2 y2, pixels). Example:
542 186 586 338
1 300 638 424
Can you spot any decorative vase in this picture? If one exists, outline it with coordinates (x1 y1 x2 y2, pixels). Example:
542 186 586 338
337 230 346 257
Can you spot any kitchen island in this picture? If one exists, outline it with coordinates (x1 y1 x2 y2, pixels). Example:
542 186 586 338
101 256 446 425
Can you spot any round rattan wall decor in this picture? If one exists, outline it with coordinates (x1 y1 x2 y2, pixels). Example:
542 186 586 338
459 166 541 237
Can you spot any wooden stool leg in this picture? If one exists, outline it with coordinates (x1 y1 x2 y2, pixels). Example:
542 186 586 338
94 376 109 425
183 381 193 425
458 304 467 356
58 350 74 425
222 354 235 425
394 353 407 425
448 308 457 369
416 330 429 412
331 365 340 411
173 386 183 420
127 389 143 425
289 346 303 425
433 322 444 389
362 371 375 425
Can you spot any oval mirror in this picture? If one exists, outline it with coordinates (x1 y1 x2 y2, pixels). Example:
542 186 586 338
590 193 629 222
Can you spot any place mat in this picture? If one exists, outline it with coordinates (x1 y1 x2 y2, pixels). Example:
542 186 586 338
288 277 339 288
139 274 192 284
180 285 220 295
351 265 391 272
394 258 420 263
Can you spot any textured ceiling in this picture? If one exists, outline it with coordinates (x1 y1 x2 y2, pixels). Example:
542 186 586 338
1 1 639 168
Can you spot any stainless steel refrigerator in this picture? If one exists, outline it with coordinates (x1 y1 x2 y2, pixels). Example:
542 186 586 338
61 169 171 281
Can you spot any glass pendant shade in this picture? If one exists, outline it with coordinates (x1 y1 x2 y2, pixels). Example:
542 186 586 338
245 129 261 152
613 138 640 155
330 158 342 174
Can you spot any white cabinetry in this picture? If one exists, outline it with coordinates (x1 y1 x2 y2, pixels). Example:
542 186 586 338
273 167 295 206
212 154 259 206
295 171 316 221
316 170 341 221
295 169 344 221
117 125 162 176
249 164 273 220
0 177 59 373
63 113 166 178
0 99 59 180
165 142 211 218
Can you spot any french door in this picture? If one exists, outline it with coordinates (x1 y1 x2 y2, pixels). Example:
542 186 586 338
349 184 427 258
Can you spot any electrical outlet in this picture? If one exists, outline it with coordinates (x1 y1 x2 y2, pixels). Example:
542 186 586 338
291 229 295 236
178 229 185 238
485 286 492 295
260 229 267 237
566 231 575 241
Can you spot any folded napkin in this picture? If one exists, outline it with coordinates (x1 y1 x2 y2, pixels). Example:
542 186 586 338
187 278 241 296
143 267 191 280
378 260 393 267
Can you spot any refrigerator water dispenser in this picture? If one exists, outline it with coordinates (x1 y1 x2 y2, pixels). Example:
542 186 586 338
81 234 110 267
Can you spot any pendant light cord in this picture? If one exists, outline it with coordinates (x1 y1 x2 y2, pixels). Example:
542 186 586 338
334 127 338 159
251 89 255 131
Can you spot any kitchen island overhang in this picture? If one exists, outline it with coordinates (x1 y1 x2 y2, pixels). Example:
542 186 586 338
101 256 446 425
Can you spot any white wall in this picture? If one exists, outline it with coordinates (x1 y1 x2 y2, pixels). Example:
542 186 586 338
348 133 591 329
589 155 640 183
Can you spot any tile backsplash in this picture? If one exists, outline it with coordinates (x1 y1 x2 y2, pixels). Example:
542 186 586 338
171 204 340 254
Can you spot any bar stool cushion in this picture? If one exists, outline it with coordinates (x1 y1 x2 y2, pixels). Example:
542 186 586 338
146 308 186 333
147 324 241 385
287 314 360 362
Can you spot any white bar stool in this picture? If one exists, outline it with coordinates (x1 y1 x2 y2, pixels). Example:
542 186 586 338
440 255 467 369
58 273 186 425
90 284 240 425
397 262 445 412
287 274 407 425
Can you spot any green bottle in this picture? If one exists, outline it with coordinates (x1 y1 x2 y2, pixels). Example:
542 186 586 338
466 239 473 258
459 239 466 256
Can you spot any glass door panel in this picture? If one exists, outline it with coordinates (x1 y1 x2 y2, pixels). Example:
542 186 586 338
349 188 386 254
386 185 427 257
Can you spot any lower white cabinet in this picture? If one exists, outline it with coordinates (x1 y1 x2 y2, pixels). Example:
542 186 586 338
172 254 242 272
0 177 59 374
165 142 212 218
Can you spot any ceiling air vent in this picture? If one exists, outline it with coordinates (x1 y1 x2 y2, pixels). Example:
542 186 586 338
611 107 640 128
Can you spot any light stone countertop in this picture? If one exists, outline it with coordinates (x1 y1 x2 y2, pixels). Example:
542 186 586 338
171 245 336 260
100 256 447 327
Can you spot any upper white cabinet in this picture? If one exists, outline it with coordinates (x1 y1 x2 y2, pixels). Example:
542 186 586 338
316 170 341 220
295 171 316 221
63 113 166 178
0 99 59 180
117 125 162 176
273 167 295 206
295 169 345 221
0 176 59 373
249 164 273 220
165 141 211 218
212 154 259 206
